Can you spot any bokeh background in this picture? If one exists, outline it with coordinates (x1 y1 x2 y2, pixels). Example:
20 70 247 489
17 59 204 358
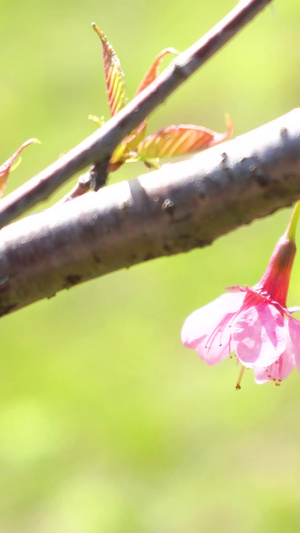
1 1 300 531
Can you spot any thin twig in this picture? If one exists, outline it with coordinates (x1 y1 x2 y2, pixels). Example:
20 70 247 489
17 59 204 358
60 158 110 204
0 0 272 229
0 109 299 317
59 172 93 204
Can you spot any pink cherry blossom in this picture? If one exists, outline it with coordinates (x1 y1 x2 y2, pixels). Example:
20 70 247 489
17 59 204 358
181 208 300 388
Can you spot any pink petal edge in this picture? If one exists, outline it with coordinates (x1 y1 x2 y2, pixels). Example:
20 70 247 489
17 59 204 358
181 291 245 365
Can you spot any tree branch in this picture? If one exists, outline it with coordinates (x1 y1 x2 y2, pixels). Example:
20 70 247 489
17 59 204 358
0 109 300 317
0 0 272 229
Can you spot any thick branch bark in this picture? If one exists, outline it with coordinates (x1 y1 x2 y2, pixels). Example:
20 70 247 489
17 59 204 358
0 110 300 316
0 0 272 229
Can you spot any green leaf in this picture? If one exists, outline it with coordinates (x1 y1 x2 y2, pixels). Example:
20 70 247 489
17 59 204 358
0 138 40 198
92 23 127 116
136 116 234 159
88 114 105 127
109 140 127 166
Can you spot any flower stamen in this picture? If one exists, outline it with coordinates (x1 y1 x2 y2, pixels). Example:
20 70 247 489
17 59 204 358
236 365 246 390
204 314 234 352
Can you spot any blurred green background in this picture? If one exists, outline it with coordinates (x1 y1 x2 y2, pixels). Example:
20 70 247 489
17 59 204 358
1 1 300 531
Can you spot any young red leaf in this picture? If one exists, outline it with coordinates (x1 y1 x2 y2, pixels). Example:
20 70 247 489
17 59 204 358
135 47 178 96
90 26 233 173
122 48 178 153
136 116 234 159
0 139 39 198
110 47 179 165
92 23 127 116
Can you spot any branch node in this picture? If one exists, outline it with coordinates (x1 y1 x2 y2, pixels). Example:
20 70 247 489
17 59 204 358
90 158 110 191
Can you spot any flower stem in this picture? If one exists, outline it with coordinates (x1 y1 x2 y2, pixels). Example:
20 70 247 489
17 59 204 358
286 200 300 242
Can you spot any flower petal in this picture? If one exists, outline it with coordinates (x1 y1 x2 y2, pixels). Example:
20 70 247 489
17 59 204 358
288 317 300 373
254 352 295 384
254 316 298 384
233 303 286 368
181 291 246 365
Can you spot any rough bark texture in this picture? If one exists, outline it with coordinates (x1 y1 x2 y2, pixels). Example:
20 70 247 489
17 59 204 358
0 110 300 316
0 0 272 229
